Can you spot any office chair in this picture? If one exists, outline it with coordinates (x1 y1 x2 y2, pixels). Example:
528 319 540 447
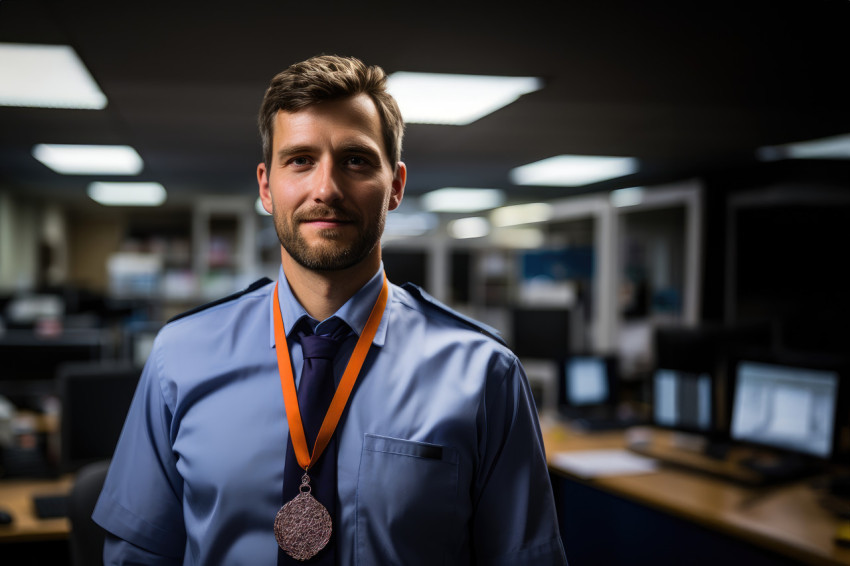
67 459 110 566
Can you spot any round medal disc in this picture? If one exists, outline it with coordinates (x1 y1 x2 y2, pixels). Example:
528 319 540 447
274 492 332 561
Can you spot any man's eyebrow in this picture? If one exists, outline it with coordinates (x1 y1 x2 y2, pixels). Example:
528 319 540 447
338 142 382 158
275 145 314 162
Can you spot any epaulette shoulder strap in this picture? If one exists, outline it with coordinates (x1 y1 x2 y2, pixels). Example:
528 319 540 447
400 282 507 347
167 277 273 324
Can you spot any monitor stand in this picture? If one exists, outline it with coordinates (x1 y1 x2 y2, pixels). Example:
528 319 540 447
562 405 648 432
738 453 825 485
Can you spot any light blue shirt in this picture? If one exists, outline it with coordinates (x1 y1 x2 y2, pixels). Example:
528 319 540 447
93 265 567 565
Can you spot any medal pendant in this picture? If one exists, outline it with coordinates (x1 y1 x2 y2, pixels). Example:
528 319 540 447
274 474 332 561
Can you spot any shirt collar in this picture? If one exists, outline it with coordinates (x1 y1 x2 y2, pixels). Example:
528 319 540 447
269 263 391 348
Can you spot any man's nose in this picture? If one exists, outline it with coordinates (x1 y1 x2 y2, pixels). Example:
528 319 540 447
312 160 344 204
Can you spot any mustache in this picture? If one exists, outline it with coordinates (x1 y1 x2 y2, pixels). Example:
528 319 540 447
293 205 358 223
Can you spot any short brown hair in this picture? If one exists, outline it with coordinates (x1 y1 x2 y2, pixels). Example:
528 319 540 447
258 55 405 170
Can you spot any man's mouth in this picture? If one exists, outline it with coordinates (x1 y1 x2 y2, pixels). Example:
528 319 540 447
303 217 349 228
298 210 355 229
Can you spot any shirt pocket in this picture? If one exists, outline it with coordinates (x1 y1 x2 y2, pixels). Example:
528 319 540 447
356 434 459 566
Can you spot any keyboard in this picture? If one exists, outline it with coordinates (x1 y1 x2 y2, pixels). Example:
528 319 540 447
32 494 69 519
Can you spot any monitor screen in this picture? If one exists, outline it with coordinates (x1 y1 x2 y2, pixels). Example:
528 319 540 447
511 308 570 360
0 330 105 382
729 360 839 459
561 355 613 407
652 368 713 433
59 362 141 471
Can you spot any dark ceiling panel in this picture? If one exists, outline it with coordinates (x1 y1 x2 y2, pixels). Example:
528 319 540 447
1 0 849 209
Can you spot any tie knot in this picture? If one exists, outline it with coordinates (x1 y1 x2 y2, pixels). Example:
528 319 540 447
299 320 349 361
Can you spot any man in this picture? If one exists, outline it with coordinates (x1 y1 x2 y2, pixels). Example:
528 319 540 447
93 54 568 565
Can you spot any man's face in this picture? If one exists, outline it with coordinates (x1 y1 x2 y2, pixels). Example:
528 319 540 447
257 94 405 272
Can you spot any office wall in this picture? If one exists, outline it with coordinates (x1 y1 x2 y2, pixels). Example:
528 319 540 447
0 192 40 292
66 213 124 293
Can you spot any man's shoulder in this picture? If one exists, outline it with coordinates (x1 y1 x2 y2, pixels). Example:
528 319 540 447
166 277 274 326
394 282 507 347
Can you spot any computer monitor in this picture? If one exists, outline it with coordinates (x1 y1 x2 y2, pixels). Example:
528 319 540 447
0 330 106 382
558 354 617 411
58 361 141 472
650 322 773 437
510 308 570 360
728 352 844 460
653 322 772 374
652 368 714 434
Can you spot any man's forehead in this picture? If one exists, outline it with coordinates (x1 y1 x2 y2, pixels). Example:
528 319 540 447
271 96 385 152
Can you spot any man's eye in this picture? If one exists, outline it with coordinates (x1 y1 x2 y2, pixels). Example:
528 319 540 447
346 156 370 167
290 156 311 166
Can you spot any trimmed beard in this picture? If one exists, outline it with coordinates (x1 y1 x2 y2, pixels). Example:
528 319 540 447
273 204 385 271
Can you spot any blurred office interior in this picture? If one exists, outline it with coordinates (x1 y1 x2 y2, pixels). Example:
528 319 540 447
2 1 850 564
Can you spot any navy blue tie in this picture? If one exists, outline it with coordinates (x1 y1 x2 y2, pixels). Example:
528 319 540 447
279 320 348 565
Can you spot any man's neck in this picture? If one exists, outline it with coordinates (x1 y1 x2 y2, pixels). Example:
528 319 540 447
280 253 380 321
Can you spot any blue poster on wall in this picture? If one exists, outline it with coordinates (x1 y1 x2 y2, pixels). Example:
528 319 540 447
520 248 594 282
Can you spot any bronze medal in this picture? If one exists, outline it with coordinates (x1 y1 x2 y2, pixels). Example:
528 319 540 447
274 474 332 561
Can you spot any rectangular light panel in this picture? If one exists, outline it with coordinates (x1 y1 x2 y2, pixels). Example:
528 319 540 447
387 72 543 125
758 133 850 161
490 203 553 227
88 182 166 206
511 155 639 186
33 144 143 175
421 188 506 213
0 43 107 109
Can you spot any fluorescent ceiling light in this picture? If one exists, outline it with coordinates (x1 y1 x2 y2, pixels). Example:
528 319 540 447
511 155 639 186
491 202 553 227
0 43 107 109
88 182 166 206
610 187 645 207
32 144 143 175
492 227 545 249
757 133 850 161
448 217 490 239
384 211 438 238
421 188 506 213
387 72 543 125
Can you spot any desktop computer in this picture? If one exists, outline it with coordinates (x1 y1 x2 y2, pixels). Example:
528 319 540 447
725 350 847 482
557 353 646 431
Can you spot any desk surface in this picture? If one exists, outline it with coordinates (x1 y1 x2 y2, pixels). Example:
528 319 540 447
0 475 73 543
541 415 850 566
3 420 850 564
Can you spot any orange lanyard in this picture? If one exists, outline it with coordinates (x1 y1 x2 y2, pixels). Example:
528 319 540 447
272 274 388 471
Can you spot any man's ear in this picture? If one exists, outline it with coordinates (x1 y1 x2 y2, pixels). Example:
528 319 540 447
389 162 407 211
257 163 274 214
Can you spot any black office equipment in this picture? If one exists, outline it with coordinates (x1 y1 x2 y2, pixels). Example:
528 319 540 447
0 330 106 382
58 362 141 473
628 323 784 485
651 368 715 434
33 493 69 518
726 350 846 482
510 307 570 360
559 354 617 410
650 322 774 437
557 354 645 431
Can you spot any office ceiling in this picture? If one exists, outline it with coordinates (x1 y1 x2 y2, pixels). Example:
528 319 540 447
1 0 849 213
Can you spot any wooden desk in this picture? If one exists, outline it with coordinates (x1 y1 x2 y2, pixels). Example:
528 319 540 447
541 416 850 566
0 475 73 543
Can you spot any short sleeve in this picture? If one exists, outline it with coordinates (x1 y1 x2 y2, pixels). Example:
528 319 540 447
92 337 186 560
473 357 568 565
